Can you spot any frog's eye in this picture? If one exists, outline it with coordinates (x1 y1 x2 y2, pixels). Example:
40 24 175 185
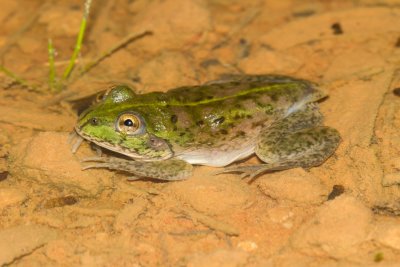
116 113 142 135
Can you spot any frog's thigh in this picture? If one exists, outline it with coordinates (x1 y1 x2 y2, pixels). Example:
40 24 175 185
84 157 193 181
256 126 341 169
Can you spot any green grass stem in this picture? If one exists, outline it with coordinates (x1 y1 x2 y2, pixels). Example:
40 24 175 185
47 38 57 91
62 0 92 80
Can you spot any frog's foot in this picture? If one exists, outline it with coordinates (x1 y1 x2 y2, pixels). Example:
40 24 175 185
81 156 193 181
251 126 340 178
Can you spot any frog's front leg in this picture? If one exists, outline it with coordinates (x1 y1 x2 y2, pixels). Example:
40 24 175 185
82 157 193 181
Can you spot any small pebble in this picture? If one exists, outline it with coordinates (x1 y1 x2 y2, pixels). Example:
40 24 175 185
0 171 8 182
395 37 400 48
331 22 343 35
392 87 400 96
237 241 258 252
327 185 345 200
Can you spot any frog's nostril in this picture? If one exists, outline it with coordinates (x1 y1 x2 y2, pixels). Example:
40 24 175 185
90 117 99 125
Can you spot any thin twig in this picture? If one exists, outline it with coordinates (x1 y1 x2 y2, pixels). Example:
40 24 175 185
78 30 153 78
212 7 261 50
181 207 240 236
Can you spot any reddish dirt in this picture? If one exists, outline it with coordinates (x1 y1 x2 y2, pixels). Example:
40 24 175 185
1 0 400 266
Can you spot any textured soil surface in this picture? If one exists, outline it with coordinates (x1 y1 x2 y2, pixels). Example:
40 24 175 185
1 0 400 266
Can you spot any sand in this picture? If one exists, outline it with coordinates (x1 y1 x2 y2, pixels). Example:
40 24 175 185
1 0 400 266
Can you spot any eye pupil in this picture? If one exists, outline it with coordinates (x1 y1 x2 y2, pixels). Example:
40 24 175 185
124 119 134 127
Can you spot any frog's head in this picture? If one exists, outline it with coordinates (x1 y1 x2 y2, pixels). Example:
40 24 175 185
75 85 173 161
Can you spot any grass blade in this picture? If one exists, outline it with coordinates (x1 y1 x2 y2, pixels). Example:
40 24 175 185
48 38 58 91
62 0 92 80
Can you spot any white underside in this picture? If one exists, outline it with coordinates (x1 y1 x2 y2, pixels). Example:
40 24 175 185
176 144 256 167
176 97 314 167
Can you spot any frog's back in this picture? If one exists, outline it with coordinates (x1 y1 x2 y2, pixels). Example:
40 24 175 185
133 75 324 107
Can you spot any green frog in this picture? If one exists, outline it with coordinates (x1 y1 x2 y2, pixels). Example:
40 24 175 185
73 75 340 181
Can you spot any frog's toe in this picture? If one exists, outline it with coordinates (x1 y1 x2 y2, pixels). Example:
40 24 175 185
81 156 109 163
81 162 111 170
127 176 141 181
214 165 259 179
216 163 287 179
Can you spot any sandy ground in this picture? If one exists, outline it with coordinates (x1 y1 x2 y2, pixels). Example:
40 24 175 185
1 0 400 266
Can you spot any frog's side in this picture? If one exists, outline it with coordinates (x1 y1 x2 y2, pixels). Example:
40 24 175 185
74 75 341 180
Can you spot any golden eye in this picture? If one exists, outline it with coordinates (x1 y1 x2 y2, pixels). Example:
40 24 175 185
117 113 141 134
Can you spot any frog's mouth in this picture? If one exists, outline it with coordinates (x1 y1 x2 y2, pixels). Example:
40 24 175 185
74 127 173 161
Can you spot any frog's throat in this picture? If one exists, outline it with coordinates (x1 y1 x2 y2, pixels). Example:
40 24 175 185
74 127 173 161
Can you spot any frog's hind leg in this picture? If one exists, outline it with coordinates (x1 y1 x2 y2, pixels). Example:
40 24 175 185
221 105 341 179
82 157 193 181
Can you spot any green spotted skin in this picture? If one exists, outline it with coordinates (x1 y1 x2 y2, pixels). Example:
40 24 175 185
75 75 340 180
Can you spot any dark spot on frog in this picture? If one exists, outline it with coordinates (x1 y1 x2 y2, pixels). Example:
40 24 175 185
196 120 205 126
392 87 400 96
220 129 228 135
43 196 78 209
265 105 274 114
327 184 345 200
249 82 261 89
251 120 264 129
291 95 299 103
227 81 241 87
213 116 225 124
179 132 186 136
0 171 9 182
170 114 178 124
331 22 343 35
270 93 279 102
195 95 205 102
236 131 246 137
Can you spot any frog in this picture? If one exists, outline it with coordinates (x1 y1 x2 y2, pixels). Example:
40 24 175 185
72 74 341 181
